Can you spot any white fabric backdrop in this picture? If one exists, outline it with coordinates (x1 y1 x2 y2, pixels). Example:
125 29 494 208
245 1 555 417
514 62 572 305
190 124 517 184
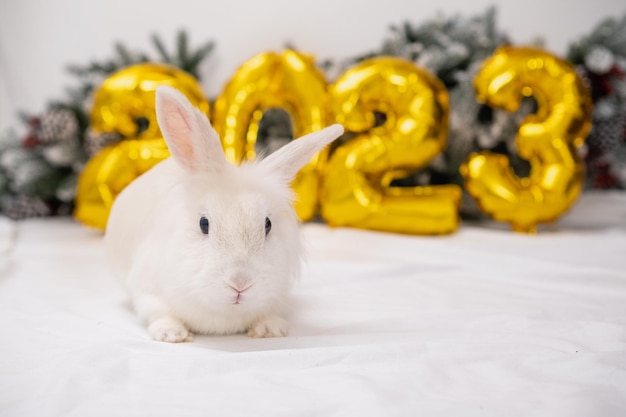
1 191 625 416
1 0 625 133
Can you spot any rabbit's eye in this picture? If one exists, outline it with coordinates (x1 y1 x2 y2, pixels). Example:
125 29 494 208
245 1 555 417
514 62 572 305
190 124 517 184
265 217 271 235
199 216 209 234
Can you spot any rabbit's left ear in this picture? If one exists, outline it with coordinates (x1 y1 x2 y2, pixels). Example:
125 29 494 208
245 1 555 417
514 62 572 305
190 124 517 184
155 85 227 175
260 124 344 182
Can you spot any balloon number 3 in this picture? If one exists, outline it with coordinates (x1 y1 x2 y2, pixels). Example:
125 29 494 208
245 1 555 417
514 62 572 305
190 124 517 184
461 47 592 233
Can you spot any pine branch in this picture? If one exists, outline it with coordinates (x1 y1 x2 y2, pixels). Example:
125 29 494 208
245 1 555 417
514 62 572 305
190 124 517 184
114 42 135 66
183 40 215 78
177 30 189 67
151 33 173 64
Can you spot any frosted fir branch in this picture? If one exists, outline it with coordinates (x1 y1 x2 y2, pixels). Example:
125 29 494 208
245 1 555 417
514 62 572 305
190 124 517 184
568 11 626 64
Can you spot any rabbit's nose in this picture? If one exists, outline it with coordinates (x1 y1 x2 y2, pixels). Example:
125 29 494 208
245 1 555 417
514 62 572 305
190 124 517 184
229 275 252 293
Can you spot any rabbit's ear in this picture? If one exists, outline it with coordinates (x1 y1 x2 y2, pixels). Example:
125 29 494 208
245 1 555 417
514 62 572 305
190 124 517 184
156 85 227 174
261 124 344 182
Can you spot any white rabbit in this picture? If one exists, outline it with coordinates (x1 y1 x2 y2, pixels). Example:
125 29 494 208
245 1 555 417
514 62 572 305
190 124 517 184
105 85 343 342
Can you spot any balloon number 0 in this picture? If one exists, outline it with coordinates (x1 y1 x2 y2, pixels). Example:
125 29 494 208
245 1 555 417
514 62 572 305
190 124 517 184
461 47 592 233
212 50 329 221
77 47 592 234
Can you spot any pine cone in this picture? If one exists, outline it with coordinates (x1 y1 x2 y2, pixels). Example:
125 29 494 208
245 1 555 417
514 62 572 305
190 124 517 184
612 144 626 188
587 110 626 160
84 128 123 157
3 195 51 220
37 109 80 144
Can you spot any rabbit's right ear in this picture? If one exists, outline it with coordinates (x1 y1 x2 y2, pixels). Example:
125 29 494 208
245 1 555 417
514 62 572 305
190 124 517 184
260 124 344 183
155 85 227 174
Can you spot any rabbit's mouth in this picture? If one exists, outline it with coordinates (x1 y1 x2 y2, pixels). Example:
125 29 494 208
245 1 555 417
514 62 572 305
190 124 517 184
228 283 253 305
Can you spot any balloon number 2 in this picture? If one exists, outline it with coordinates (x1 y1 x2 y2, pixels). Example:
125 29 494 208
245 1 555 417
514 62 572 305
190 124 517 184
322 57 461 234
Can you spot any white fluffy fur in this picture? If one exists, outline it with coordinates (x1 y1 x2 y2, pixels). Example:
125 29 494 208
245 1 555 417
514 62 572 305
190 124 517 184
105 85 343 343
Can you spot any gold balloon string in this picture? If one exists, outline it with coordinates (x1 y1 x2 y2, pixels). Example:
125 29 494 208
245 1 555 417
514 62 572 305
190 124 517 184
74 46 592 235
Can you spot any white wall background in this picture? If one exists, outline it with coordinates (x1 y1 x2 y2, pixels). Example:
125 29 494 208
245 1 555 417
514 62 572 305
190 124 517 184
0 0 624 134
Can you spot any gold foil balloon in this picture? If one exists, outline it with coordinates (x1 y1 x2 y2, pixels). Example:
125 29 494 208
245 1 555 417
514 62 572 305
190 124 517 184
90 63 209 139
74 64 209 230
460 46 592 233
74 138 170 230
321 57 461 235
212 49 329 221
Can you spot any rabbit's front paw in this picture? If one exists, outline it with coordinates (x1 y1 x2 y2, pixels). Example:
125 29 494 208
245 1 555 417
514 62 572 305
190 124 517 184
148 317 193 343
247 316 288 338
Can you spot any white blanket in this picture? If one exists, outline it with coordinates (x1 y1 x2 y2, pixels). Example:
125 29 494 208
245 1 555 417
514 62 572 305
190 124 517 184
1 191 625 417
